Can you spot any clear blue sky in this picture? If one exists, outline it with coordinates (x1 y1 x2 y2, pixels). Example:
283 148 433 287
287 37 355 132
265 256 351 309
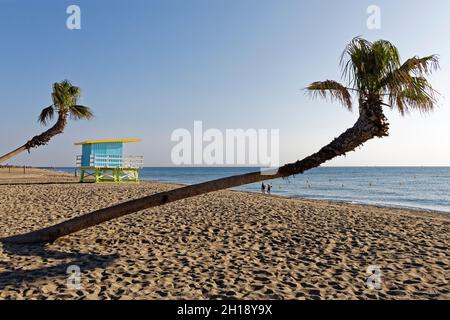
1 0 449 166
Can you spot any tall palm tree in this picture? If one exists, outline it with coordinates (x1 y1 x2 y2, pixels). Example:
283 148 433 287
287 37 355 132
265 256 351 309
0 80 93 164
2 38 439 244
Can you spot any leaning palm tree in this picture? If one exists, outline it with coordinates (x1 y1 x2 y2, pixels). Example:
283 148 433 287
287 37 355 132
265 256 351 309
2 37 439 244
0 80 93 164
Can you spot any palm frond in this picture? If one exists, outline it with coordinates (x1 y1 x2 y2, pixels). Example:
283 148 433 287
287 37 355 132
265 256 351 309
68 84 81 102
340 37 402 92
38 105 55 126
380 54 440 115
371 39 401 77
308 37 438 117
388 77 438 115
399 55 439 76
380 55 439 90
52 80 81 110
306 80 353 110
68 105 94 120
340 37 373 89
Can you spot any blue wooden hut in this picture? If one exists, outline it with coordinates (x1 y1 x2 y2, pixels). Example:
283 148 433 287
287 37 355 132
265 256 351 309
75 139 143 182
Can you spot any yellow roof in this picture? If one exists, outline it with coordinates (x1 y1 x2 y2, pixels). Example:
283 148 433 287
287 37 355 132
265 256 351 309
74 138 141 145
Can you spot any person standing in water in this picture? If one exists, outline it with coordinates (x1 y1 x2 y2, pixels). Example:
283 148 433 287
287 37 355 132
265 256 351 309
261 182 266 194
267 184 272 194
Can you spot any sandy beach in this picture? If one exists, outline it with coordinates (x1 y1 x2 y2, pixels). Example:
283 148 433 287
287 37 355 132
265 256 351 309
0 167 78 184
0 169 448 300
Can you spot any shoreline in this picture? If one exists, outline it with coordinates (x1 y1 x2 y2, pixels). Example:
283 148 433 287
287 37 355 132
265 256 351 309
7 166 450 216
0 170 448 299
137 178 450 218
48 167 450 215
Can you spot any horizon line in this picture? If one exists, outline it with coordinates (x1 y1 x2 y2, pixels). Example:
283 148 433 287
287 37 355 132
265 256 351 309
37 165 450 169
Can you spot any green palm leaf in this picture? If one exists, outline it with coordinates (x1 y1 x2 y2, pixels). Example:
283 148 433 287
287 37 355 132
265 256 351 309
38 105 55 126
308 37 439 115
306 80 352 110
69 105 94 120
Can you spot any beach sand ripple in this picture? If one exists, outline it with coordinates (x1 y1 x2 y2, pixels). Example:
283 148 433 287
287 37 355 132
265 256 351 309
0 181 448 300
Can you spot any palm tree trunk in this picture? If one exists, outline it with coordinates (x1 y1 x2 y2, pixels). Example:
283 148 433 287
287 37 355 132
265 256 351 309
1 104 389 244
0 114 67 164
0 145 28 164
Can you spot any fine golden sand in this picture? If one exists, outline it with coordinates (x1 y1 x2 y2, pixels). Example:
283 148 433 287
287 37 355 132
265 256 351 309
0 167 77 184
0 169 448 300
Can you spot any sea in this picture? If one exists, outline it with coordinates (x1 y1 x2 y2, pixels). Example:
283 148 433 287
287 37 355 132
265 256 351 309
54 167 450 213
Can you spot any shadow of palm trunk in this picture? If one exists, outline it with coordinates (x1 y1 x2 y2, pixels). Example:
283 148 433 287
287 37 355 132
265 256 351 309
0 242 118 292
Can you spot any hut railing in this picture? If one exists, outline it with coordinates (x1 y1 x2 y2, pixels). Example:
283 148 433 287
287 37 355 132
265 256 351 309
76 155 144 168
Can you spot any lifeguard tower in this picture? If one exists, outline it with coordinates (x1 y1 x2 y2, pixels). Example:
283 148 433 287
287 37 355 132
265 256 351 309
75 139 143 183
